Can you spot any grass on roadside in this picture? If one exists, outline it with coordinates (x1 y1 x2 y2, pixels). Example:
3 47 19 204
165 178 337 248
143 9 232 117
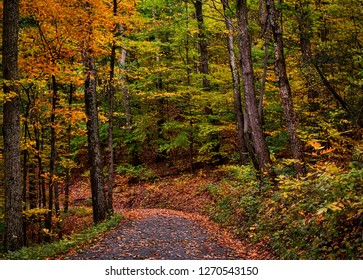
2 215 122 260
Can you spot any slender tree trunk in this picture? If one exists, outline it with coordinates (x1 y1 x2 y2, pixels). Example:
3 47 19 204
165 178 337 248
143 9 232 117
22 94 29 246
41 127 47 208
194 0 211 92
295 0 319 112
185 3 194 172
83 22 107 222
64 84 73 213
3 0 24 252
259 30 270 123
22 92 30 212
52 76 60 217
107 0 117 213
119 48 140 165
23 89 37 210
120 48 132 129
221 0 248 164
45 75 59 234
236 0 272 178
265 0 305 176
34 121 46 209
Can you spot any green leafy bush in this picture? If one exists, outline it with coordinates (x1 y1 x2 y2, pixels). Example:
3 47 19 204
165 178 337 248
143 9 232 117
205 163 363 259
261 164 363 259
205 165 261 235
116 164 157 182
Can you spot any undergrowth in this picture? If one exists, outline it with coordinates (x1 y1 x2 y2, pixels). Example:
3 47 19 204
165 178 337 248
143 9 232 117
206 163 363 259
2 215 122 260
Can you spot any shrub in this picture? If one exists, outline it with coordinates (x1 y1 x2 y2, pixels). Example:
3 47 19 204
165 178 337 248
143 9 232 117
116 164 157 182
205 163 363 259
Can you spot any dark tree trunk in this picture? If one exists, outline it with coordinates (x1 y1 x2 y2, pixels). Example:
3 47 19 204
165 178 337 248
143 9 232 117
258 30 270 123
120 48 132 130
194 0 211 92
3 0 24 252
221 0 248 164
82 1 107 223
184 2 195 172
120 48 140 166
22 88 37 211
41 127 47 208
83 37 107 223
107 0 117 213
52 76 60 217
64 84 73 213
34 120 46 209
45 75 59 234
22 89 31 213
295 0 319 112
236 0 273 178
265 0 306 176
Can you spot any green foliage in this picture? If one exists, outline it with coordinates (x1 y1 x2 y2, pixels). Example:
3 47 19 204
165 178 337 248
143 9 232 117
2 215 122 260
205 165 260 233
22 208 49 230
116 164 157 182
205 163 363 259
158 121 191 154
262 164 363 259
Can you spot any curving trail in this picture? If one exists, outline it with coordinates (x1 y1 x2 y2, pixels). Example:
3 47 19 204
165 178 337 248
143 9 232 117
65 209 267 260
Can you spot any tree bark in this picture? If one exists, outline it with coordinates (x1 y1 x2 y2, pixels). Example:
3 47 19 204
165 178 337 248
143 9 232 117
107 0 117 213
64 83 73 213
265 0 305 176
184 2 195 172
3 0 24 252
295 0 319 112
83 14 108 223
45 75 58 234
221 0 248 164
84 54 108 223
120 48 140 165
194 0 211 92
258 30 270 123
51 76 60 218
120 48 132 129
236 0 272 177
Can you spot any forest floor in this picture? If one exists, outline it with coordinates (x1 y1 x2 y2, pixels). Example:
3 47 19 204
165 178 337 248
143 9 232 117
59 168 274 260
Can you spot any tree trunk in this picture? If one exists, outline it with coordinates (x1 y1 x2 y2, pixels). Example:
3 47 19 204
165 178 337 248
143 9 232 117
236 0 272 178
194 0 211 92
64 84 73 213
45 75 58 234
265 0 306 176
52 76 60 217
3 0 24 252
221 0 248 164
295 0 319 112
120 48 132 129
186 3 195 172
34 120 46 209
83 36 107 223
107 0 117 213
120 48 140 165
82 2 107 223
258 30 270 123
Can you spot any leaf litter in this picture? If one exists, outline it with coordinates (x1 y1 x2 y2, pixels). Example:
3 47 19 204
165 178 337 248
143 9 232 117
65 208 273 260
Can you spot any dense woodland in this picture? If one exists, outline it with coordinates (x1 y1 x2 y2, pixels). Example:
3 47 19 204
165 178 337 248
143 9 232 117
1 0 363 259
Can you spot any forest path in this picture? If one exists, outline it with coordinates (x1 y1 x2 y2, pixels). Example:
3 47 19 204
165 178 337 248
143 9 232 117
65 208 265 260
